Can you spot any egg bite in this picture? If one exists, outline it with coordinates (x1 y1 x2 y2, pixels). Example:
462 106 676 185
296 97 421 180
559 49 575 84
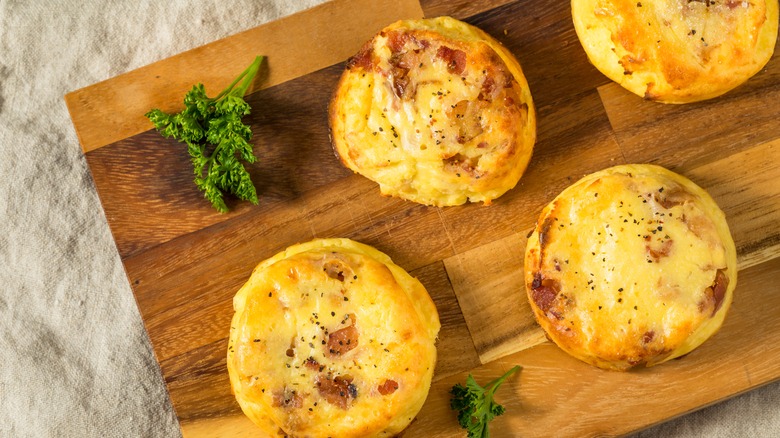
571 0 778 103
524 164 737 370
329 16 536 206
227 238 440 436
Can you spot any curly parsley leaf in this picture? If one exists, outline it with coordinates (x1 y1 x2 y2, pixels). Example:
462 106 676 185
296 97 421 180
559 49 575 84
450 365 521 438
145 56 264 213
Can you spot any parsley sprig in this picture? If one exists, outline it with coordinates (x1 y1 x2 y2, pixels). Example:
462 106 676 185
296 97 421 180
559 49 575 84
145 56 264 213
450 365 521 438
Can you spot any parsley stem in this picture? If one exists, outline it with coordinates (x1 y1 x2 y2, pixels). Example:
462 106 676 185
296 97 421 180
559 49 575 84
234 56 264 97
214 56 264 101
484 365 521 397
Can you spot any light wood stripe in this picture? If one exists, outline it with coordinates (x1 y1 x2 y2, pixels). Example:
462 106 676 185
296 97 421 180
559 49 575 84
444 231 548 364
686 138 780 271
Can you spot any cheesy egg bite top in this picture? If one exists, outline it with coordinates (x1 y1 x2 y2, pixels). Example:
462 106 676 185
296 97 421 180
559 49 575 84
524 164 737 370
572 0 778 103
329 16 536 206
227 238 440 437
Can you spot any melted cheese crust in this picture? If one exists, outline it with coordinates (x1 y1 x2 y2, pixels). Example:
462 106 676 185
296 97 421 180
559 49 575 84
228 238 440 437
524 164 737 370
329 16 536 206
572 0 778 103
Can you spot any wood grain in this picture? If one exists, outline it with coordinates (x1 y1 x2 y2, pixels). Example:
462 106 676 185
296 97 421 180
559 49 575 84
421 0 516 20
684 139 780 270
598 47 780 172
66 0 780 436
406 261 483 379
444 231 547 364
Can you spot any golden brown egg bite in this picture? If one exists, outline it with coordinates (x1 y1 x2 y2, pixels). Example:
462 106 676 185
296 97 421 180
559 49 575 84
524 164 737 370
329 16 536 206
227 238 440 437
572 0 778 103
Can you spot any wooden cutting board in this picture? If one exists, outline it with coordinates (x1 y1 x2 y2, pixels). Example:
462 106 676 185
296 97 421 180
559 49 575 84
65 0 780 436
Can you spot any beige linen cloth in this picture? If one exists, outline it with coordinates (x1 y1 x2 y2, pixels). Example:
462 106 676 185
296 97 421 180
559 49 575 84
0 0 777 436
